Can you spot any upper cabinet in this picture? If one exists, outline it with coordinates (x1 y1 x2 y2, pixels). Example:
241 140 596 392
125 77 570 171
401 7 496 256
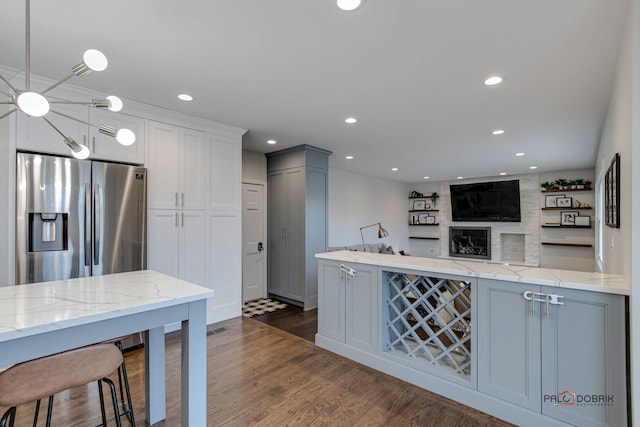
16 104 146 165
147 120 206 210
206 133 241 211
16 103 88 156
88 109 146 165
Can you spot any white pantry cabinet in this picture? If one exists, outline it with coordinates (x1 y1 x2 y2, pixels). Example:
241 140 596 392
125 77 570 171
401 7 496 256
147 209 206 287
147 120 206 210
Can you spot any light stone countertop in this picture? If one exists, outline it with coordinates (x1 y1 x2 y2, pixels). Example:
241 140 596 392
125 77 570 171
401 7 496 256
0 270 215 342
316 251 630 295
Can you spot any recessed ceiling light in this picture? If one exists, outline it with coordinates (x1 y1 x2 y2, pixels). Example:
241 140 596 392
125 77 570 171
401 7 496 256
345 155 354 160
267 139 277 145
337 0 365 11
391 167 398 171
423 176 430 180
492 129 505 135
345 117 357 124
457 176 464 180
500 172 507 176
515 152 525 157
484 76 503 86
529 166 538 170
178 93 193 101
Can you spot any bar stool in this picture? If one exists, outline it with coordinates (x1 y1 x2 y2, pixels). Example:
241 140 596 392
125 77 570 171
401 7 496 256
0 343 126 427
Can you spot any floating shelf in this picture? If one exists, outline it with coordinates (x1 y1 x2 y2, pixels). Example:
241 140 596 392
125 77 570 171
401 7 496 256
409 237 440 240
541 242 593 248
409 224 440 226
408 209 439 213
541 225 592 229
541 188 592 193
541 207 592 211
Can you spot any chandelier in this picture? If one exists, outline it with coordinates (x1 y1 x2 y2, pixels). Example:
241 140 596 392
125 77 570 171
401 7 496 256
0 0 135 159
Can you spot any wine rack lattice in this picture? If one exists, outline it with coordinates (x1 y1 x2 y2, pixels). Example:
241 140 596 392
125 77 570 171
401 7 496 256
384 272 472 378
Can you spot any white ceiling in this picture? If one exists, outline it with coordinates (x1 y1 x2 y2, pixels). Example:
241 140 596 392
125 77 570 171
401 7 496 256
0 0 630 183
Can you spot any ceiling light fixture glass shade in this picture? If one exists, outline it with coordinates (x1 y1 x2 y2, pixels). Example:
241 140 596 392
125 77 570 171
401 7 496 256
15 91 50 116
106 96 123 112
0 0 135 160
337 0 365 11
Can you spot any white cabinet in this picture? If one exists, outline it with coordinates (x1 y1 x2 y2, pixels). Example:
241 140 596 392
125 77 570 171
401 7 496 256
317 259 378 353
147 121 206 210
206 133 241 211
89 109 146 165
16 103 87 156
147 209 205 286
17 105 145 164
477 279 627 427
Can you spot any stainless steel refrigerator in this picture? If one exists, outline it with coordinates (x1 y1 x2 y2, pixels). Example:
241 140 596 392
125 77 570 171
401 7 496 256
16 152 147 289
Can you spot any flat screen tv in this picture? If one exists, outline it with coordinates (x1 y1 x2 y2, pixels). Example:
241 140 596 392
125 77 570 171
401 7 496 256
450 179 521 222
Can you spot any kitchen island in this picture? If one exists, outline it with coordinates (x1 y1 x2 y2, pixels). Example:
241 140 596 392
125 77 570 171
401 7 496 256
315 251 629 427
0 270 213 426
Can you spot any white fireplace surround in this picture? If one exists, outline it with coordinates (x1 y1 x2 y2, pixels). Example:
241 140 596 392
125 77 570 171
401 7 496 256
439 174 540 266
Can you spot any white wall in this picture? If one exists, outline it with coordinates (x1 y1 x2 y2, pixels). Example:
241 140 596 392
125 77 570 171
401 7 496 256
328 167 409 252
538 168 596 272
597 0 638 420
242 149 267 182
597 6 634 279
405 182 441 257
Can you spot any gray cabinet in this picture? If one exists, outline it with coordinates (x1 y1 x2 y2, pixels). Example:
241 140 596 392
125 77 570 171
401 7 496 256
267 145 331 309
317 260 378 352
477 279 627 427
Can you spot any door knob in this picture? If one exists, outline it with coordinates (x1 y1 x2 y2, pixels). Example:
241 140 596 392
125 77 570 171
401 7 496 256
258 242 263 251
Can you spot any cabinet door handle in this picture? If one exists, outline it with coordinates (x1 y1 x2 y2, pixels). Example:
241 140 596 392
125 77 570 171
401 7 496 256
92 136 96 153
175 192 178 207
175 212 178 227
339 264 357 277
181 212 184 227
181 192 184 207
545 293 564 318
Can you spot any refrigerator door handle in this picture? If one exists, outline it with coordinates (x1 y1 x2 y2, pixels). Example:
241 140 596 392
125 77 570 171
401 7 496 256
93 184 100 265
84 183 91 266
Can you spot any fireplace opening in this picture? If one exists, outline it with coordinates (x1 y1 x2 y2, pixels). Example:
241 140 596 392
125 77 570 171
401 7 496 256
449 227 491 260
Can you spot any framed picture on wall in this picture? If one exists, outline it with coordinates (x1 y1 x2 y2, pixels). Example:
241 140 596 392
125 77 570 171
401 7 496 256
418 213 429 224
413 200 426 211
556 197 572 208
605 153 620 228
574 216 591 227
560 211 579 226
545 194 565 208
426 216 436 224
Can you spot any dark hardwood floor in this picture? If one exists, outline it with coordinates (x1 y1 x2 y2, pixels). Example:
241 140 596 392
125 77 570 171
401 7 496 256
249 303 318 342
1 316 514 426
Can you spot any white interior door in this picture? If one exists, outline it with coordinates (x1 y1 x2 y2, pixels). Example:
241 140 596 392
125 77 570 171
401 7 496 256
242 183 266 302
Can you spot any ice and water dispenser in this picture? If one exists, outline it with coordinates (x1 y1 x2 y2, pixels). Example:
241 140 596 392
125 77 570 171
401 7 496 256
28 212 68 252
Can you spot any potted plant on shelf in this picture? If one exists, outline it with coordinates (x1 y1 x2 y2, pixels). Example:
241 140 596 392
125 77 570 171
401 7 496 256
575 178 585 190
430 192 439 208
555 178 569 190
585 180 592 190
541 181 553 191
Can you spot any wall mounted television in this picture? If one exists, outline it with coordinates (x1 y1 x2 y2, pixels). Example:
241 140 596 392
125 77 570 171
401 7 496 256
450 179 521 222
